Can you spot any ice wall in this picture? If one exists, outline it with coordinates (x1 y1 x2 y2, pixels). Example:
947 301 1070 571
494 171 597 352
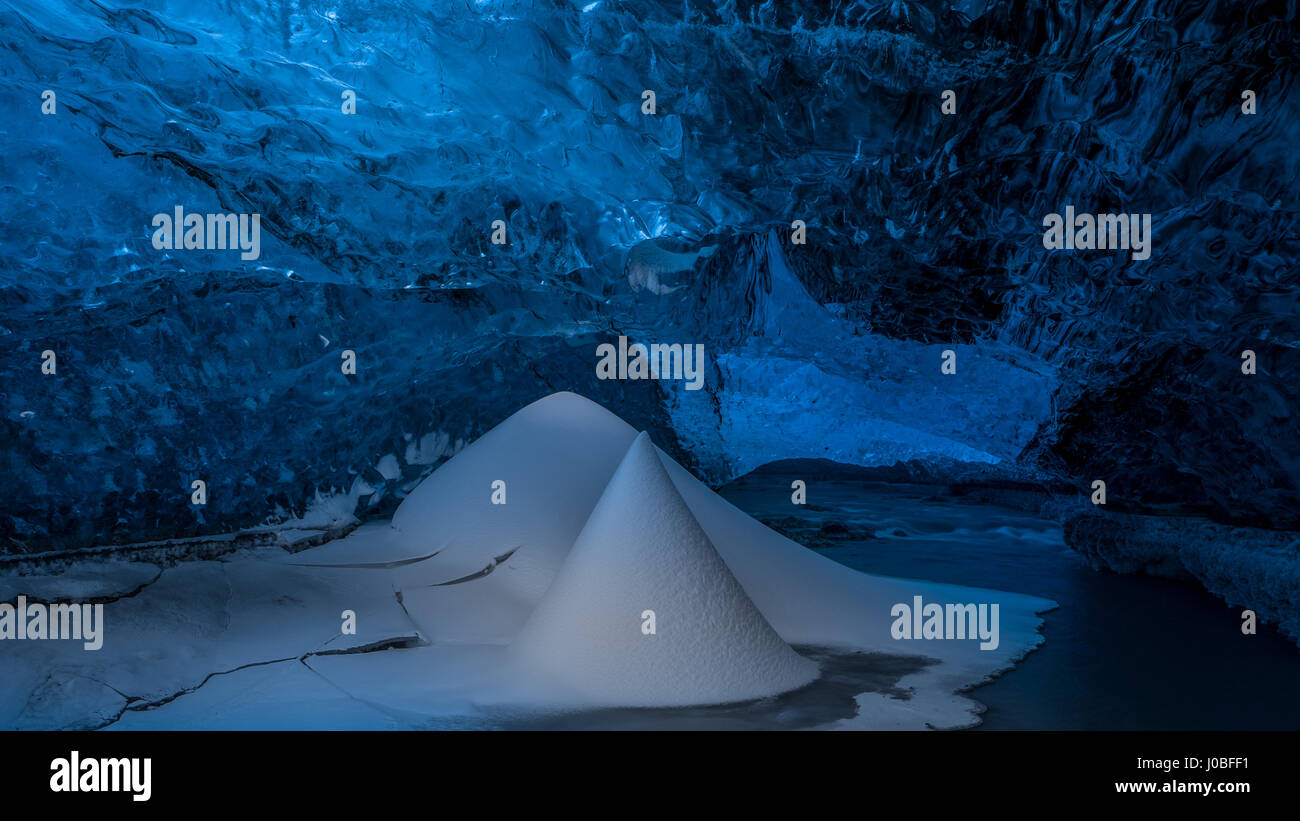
0 0 1295 551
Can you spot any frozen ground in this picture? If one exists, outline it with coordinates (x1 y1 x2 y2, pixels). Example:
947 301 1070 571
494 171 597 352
0 393 1054 730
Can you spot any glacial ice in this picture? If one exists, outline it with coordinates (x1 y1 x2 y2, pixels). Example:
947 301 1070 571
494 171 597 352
1067 511 1300 644
4 0 1295 553
1 0 1294 722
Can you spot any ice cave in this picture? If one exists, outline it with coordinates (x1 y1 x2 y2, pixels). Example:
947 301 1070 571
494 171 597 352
0 0 1297 731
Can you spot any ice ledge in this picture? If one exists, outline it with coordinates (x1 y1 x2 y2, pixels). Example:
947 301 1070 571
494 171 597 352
1065 511 1300 646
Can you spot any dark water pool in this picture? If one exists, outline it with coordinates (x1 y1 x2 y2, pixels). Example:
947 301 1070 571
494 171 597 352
717 467 1300 731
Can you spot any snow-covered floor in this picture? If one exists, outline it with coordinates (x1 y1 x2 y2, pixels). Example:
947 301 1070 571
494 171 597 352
0 393 1055 730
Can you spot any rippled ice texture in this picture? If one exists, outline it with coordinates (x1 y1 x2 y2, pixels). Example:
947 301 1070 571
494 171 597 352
0 0 1296 552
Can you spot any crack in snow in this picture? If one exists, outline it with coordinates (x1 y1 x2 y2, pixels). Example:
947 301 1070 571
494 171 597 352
92 635 424 730
391 588 427 638
284 548 442 569
422 547 520 587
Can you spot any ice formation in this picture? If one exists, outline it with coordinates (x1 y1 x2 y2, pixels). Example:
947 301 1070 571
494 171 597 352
4 0 1294 557
1 0 1294 730
1067 511 1300 644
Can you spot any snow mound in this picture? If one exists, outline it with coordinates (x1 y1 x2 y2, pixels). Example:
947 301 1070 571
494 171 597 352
387 391 638 598
281 391 1053 723
510 433 819 707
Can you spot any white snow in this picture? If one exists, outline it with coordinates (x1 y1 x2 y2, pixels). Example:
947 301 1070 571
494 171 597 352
0 561 159 604
403 430 462 466
0 548 417 730
385 391 641 608
1 391 1054 729
509 432 818 707
291 392 1052 724
375 453 402 480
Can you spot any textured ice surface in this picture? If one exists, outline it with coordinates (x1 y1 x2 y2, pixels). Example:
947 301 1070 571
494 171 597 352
0 547 418 729
1066 511 1300 644
2 0 1296 553
0 561 159 603
663 234 1058 480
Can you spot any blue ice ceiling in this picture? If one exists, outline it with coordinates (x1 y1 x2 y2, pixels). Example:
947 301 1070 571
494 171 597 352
0 0 1296 552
